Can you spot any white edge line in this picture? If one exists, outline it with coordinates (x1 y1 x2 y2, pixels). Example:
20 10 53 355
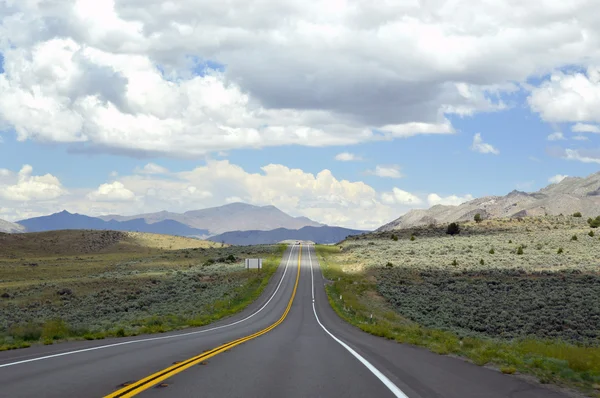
307 245 409 398
0 245 298 369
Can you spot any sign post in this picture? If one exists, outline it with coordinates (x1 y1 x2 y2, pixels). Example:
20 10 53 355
245 258 263 271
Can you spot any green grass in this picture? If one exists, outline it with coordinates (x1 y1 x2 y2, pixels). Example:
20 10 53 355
316 244 600 397
1 231 286 350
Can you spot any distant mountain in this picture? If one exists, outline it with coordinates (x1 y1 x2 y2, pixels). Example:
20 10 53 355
208 225 367 245
98 202 323 234
0 219 26 233
17 211 209 237
378 171 600 231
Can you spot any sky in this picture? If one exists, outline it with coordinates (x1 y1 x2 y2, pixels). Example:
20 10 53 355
0 0 599 230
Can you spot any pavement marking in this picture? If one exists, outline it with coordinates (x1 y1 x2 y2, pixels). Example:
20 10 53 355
307 245 410 398
103 244 303 398
0 245 298 369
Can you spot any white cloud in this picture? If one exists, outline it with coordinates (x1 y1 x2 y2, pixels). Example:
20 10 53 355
470 133 499 155
367 165 403 179
563 148 600 164
427 193 474 206
548 174 568 184
572 135 589 141
547 132 565 141
334 152 362 162
572 123 600 134
0 165 67 201
134 163 169 174
3 1 600 156
381 188 422 205
87 181 135 202
529 67 600 123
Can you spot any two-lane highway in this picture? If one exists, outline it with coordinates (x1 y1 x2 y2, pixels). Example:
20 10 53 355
0 245 569 397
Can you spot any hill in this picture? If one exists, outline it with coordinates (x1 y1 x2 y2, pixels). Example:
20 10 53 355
98 202 323 234
378 171 600 231
17 211 209 237
0 219 25 233
208 225 367 245
0 229 220 257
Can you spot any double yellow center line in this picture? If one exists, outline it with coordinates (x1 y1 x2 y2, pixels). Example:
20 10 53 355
105 245 302 398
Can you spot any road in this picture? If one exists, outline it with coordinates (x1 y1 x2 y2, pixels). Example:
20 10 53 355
0 244 568 397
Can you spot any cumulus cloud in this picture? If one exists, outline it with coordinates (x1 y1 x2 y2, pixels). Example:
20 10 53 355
572 123 600 134
572 135 588 141
0 165 66 201
367 165 403 179
381 188 422 205
427 193 474 206
87 181 135 202
471 133 499 155
547 132 565 141
3 1 600 156
529 67 600 123
548 174 568 184
134 163 169 174
334 152 362 162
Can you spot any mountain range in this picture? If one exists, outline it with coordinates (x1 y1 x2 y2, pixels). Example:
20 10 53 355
16 211 210 237
0 219 25 233
208 226 366 245
379 171 600 231
98 202 322 235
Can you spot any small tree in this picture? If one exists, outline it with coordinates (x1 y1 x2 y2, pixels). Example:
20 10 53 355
588 216 600 228
410 234 415 241
573 212 582 217
589 230 595 237
517 245 524 255
480 259 485 265
452 259 458 266
474 213 482 223
571 234 578 241
557 247 563 254
446 222 460 236
489 248 495 254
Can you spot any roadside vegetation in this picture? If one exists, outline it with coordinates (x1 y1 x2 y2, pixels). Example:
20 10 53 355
0 230 284 350
316 215 600 397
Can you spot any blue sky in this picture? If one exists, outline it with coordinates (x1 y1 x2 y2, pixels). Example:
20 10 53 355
0 1 599 229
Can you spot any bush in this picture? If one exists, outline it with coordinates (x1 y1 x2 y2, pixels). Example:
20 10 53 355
508 239 512 243
571 235 578 241
391 234 398 241
386 262 393 268
480 259 484 265
410 235 415 241
489 248 495 254
41 319 69 340
446 223 460 236
588 216 600 228
452 259 458 266
517 246 524 255
557 248 563 254
474 213 482 223
588 231 595 237
572 212 582 217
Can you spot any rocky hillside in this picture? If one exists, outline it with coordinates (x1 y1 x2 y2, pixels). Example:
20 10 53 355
99 202 323 234
379 171 600 231
0 219 25 233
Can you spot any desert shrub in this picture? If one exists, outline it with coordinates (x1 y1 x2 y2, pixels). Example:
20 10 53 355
589 231 595 237
508 239 513 243
446 223 460 236
489 248 495 254
391 234 398 241
474 213 482 223
572 212 582 217
557 248 563 254
479 259 484 265
377 268 600 343
588 216 600 228
41 319 69 340
9 322 43 341
386 262 393 268
571 235 578 241
517 246 524 255
452 259 458 266
410 235 415 241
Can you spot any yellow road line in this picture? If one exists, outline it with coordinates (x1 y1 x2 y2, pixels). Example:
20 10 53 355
104 245 302 398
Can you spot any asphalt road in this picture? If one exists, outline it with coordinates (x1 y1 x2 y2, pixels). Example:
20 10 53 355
0 244 569 398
